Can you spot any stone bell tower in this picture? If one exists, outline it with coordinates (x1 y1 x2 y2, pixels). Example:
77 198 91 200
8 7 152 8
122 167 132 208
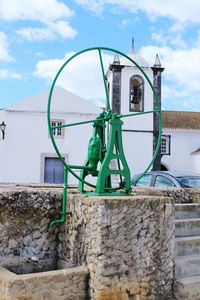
107 39 154 119
106 40 156 175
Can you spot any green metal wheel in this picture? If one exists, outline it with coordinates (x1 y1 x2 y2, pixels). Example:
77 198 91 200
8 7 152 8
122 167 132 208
47 47 162 225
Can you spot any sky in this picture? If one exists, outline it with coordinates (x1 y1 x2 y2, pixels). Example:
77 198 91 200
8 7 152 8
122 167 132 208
0 0 200 112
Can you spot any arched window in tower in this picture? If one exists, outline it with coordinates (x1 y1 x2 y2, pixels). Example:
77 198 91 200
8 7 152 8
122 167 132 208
129 75 144 112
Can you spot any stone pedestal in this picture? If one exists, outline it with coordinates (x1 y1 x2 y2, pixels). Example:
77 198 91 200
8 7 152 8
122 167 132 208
58 193 175 300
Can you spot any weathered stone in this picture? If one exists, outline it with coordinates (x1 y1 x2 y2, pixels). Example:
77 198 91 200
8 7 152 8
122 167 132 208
8 239 18 249
23 235 32 246
33 231 42 239
1 186 199 299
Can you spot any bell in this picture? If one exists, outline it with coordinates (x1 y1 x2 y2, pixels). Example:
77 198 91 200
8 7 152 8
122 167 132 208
131 96 140 104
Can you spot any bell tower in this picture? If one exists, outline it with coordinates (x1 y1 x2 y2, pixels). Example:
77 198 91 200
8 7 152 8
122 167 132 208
106 40 156 175
107 40 154 127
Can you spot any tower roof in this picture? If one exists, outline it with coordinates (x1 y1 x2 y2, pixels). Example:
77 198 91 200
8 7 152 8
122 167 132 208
153 54 162 68
113 53 120 65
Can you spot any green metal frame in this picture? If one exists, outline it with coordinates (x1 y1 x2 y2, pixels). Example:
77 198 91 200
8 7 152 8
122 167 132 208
47 46 162 226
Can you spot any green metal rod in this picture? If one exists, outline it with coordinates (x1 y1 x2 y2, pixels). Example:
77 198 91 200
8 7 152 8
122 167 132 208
120 110 156 118
98 49 111 111
50 166 68 227
51 110 155 130
51 117 105 129
114 137 123 184
68 164 88 170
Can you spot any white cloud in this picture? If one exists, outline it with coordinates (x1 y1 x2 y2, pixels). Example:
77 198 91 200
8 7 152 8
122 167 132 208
0 32 14 62
118 16 139 29
0 0 74 22
169 22 186 34
152 31 187 48
140 1 200 23
16 27 55 42
34 50 114 104
0 0 77 41
0 69 22 79
73 0 200 24
140 45 200 110
72 0 105 14
48 20 77 39
16 21 77 41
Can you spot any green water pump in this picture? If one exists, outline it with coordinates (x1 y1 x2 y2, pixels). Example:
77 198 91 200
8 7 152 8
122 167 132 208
47 46 162 226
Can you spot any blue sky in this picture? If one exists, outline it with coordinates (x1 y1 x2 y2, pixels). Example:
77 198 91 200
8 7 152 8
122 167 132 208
0 0 200 111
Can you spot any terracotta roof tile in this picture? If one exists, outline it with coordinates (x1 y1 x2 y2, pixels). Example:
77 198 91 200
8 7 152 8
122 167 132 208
162 110 200 130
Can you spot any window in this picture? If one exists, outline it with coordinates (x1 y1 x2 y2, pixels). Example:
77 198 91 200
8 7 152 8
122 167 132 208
154 175 175 187
161 135 170 155
130 75 144 112
135 174 152 186
51 120 64 138
177 176 200 188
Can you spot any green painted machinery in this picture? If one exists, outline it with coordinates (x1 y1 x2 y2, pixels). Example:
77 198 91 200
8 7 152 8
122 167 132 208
47 47 162 226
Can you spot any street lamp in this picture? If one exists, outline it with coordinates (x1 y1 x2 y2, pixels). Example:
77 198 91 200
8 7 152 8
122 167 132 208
0 122 6 140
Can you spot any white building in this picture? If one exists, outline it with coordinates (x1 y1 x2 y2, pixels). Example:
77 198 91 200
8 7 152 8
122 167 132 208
0 87 101 185
0 46 199 185
161 111 200 173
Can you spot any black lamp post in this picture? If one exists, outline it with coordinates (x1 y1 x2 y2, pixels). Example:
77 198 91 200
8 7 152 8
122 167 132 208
0 122 6 140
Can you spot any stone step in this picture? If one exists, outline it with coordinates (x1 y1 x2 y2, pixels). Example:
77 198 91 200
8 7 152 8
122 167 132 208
175 218 200 237
176 236 200 257
176 254 200 278
175 203 200 220
174 275 200 300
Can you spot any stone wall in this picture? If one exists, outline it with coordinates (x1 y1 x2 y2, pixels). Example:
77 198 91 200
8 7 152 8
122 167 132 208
0 186 90 300
187 188 200 203
0 186 62 260
132 187 193 203
58 193 175 300
2 185 199 299
0 265 89 300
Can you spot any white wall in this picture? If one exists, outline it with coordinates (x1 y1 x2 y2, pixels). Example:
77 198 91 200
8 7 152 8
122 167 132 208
192 153 200 173
162 129 200 172
123 131 153 177
0 109 98 185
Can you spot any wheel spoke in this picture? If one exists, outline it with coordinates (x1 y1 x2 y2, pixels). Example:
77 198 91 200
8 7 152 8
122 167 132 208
51 117 105 129
120 109 158 119
98 49 111 111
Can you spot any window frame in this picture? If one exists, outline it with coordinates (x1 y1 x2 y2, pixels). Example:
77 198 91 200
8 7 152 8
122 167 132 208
154 175 176 188
50 119 65 139
134 174 153 187
161 135 171 155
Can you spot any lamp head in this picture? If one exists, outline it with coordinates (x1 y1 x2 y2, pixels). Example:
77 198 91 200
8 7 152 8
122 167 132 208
0 121 6 140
